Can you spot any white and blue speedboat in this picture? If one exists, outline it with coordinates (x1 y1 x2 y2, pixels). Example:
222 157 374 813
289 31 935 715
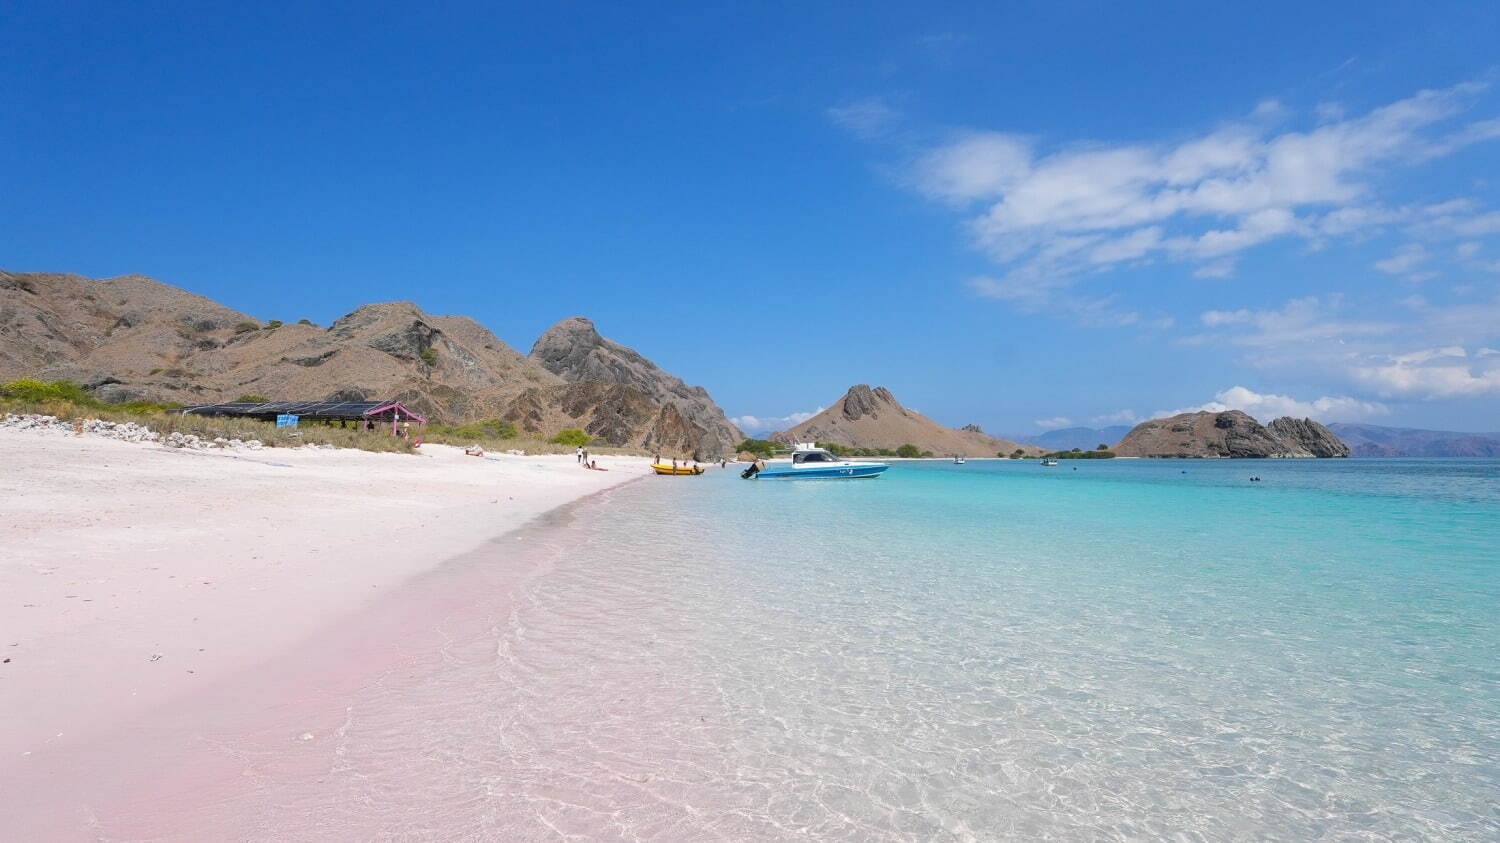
741 443 889 480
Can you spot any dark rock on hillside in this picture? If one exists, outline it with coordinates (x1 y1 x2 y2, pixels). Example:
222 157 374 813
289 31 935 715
1268 417 1351 458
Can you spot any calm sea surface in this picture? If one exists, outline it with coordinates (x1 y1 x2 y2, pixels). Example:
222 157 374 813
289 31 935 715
233 459 1500 839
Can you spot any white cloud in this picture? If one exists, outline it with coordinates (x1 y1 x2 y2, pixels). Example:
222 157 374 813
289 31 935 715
1373 243 1430 276
917 132 1032 201
1193 259 1237 279
1188 296 1395 350
909 82 1500 311
1351 348 1500 398
1315 102 1346 122
1092 409 1140 425
828 98 900 139
1201 308 1253 326
1162 386 1388 422
731 407 824 434
1034 416 1074 430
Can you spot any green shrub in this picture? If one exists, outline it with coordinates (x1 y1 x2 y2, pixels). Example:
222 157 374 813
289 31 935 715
1 378 91 403
549 428 593 447
735 438 780 458
297 318 314 326
419 347 438 366
233 321 260 333
1044 449 1116 459
815 441 854 457
1 378 178 413
264 320 283 329
235 394 270 403
896 443 922 458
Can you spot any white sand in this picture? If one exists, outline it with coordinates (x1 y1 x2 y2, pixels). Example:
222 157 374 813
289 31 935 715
0 428 649 763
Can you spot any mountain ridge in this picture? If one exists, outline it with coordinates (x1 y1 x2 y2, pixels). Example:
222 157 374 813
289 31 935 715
1327 422 1500 457
1 270 738 458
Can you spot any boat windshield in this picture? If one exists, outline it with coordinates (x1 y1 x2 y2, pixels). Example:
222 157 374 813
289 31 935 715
792 450 841 464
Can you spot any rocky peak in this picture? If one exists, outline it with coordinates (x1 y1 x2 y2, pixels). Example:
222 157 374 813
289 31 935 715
530 316 607 378
840 384 901 421
528 315 741 458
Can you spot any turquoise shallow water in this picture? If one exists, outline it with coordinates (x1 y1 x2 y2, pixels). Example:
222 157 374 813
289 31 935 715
232 458 1500 839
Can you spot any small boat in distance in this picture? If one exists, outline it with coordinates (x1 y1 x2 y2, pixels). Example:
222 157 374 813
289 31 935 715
1040 458 1060 466
953 455 966 465
652 463 704 475
742 443 889 480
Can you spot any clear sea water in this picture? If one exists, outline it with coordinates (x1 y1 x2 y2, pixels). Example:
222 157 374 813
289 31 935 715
227 459 1499 840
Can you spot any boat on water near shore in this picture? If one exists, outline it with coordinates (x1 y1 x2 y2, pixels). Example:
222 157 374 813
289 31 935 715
741 443 889 480
652 463 704 475
953 455 966 464
1040 458 1059 466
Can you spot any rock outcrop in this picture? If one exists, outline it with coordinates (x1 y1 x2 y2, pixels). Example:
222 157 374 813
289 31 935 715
772 384 1041 457
1267 417 1351 458
530 316 741 459
1114 410 1350 458
1 271 738 457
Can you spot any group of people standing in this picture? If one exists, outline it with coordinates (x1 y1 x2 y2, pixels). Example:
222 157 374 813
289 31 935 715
575 446 603 470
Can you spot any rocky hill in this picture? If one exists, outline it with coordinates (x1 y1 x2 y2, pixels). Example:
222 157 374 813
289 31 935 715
1 270 737 458
1326 422 1500 457
530 316 740 459
772 385 1041 457
1114 411 1349 458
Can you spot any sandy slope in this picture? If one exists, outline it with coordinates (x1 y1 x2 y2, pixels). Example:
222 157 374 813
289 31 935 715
0 428 649 764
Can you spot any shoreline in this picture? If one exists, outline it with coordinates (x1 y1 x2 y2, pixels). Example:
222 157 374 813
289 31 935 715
0 424 652 828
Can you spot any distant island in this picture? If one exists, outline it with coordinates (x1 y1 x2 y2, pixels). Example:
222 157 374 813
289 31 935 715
1113 411 1349 458
770 385 1043 458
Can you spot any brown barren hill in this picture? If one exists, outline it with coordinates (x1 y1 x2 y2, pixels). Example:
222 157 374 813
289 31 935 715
772 385 1040 457
0 270 738 457
529 316 741 458
1114 410 1349 458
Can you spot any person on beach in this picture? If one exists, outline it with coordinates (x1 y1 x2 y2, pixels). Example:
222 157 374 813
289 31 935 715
576 445 583 464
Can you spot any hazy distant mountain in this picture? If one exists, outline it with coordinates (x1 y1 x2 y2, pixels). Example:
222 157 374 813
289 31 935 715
772 385 1041 457
1115 411 1349 458
1011 425 1134 452
1 270 737 457
1327 422 1500 457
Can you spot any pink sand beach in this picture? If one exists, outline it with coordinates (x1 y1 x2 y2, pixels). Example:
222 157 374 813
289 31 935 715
0 426 651 838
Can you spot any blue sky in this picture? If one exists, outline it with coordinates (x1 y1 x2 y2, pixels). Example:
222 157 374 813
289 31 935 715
4 2 1500 434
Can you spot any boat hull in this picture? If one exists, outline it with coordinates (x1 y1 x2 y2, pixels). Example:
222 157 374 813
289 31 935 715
752 463 888 480
651 464 704 475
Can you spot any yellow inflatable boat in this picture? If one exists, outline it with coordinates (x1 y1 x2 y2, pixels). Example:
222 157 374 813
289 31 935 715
651 463 704 475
